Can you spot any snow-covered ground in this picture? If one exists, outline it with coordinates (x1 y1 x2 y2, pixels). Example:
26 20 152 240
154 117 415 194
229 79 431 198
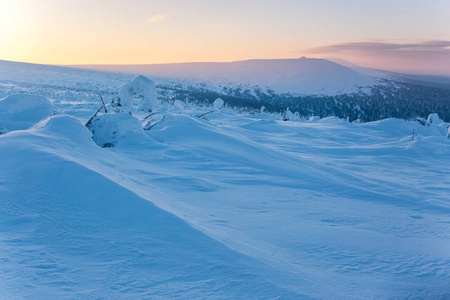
71 57 376 95
1 64 450 299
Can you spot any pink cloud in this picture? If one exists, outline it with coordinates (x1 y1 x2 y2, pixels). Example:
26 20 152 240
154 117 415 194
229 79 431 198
304 40 450 75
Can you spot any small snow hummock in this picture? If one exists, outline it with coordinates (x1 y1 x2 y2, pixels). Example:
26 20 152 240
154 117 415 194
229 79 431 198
116 75 157 112
173 100 184 111
87 113 144 147
0 94 58 132
213 98 224 110
283 107 301 121
427 113 444 125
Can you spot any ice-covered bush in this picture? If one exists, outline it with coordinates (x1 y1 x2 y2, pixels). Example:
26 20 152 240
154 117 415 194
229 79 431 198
213 98 224 110
116 75 157 112
427 113 444 125
88 113 145 147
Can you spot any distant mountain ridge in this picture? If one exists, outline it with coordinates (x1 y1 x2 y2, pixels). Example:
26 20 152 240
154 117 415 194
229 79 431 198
69 57 376 95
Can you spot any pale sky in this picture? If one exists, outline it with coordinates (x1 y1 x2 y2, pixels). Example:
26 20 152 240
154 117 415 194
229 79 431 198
1 0 449 74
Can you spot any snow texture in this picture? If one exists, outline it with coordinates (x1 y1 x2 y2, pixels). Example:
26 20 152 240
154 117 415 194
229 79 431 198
0 60 450 299
0 94 58 132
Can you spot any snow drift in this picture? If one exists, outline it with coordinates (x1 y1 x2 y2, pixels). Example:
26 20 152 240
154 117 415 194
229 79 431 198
0 94 58 133
1 60 450 299
0 114 293 298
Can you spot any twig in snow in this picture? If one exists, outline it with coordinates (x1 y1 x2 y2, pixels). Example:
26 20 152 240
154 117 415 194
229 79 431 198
144 112 155 120
196 111 215 119
97 86 107 113
85 88 109 127
144 115 165 131
85 105 104 127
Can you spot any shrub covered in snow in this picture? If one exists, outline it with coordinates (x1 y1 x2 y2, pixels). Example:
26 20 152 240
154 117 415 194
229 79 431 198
173 100 184 111
87 113 145 147
213 98 224 110
0 94 58 132
283 107 301 121
427 113 444 125
116 75 157 112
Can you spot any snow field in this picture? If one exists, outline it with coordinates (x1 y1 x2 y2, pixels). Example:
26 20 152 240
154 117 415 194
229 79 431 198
1 73 450 299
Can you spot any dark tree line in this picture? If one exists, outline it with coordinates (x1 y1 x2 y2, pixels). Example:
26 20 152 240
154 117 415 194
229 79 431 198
159 80 450 122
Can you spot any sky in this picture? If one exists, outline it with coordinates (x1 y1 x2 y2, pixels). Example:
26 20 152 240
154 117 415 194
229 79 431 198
1 0 449 75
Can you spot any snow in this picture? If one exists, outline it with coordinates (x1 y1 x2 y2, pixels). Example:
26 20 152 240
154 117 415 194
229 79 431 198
0 94 59 132
1 61 450 299
117 75 158 112
88 113 146 147
427 113 444 125
72 57 376 95
213 97 224 110
173 99 184 111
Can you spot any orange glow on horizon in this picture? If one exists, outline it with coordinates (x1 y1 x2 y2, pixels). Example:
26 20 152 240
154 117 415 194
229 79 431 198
1 0 449 75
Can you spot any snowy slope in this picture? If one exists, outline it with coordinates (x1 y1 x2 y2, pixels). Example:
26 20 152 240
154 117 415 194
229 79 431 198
0 115 297 299
71 57 376 95
1 64 450 299
0 59 132 88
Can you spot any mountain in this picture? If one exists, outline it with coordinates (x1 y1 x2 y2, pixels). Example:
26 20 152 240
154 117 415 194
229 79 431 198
2 58 450 122
70 57 376 95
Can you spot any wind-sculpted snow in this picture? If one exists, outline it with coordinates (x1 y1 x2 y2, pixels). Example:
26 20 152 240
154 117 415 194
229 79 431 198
0 115 299 299
0 94 59 132
1 62 450 299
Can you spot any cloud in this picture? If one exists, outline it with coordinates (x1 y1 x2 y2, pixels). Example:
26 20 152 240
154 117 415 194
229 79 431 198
305 40 450 54
149 14 165 23
302 40 450 75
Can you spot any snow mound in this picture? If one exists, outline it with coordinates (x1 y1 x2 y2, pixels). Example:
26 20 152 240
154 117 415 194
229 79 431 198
88 113 145 147
33 115 94 144
0 128 292 299
0 90 6 99
117 75 157 112
173 99 184 111
213 98 224 110
0 94 58 132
